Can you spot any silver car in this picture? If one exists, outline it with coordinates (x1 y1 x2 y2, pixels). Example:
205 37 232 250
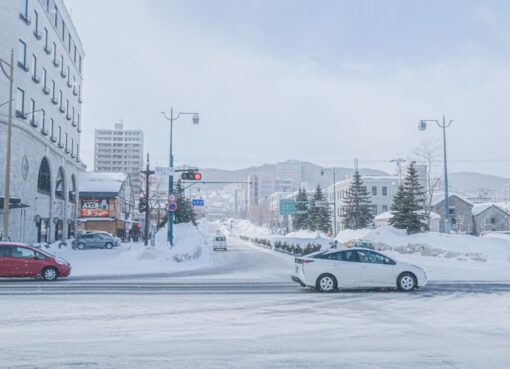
73 233 119 250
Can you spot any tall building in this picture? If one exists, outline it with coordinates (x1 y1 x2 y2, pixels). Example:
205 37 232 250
94 122 144 195
0 0 85 242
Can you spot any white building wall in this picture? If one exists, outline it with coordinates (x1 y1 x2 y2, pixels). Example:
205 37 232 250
0 0 84 242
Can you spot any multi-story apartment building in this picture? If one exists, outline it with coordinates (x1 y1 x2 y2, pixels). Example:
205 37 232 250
326 176 399 234
0 0 84 242
94 122 144 195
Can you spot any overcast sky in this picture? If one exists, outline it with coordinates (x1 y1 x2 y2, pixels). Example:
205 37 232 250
65 0 510 177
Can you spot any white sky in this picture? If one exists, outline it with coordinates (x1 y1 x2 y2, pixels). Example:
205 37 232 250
65 0 510 177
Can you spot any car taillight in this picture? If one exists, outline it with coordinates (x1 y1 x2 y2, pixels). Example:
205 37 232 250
296 258 314 264
303 259 314 264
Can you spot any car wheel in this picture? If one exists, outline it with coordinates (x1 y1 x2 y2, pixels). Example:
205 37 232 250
316 274 338 293
397 272 417 292
105 242 113 249
77 242 85 250
41 267 58 281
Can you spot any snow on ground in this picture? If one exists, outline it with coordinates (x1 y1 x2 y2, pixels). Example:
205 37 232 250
1 291 509 369
47 223 213 277
336 226 510 281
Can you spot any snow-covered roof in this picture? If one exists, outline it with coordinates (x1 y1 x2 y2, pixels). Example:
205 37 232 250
472 203 509 216
431 192 473 207
79 172 127 194
375 211 441 221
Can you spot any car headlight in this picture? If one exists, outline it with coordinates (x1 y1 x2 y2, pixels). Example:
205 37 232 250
55 257 68 266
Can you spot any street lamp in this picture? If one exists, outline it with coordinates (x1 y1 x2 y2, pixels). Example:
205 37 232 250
418 115 453 234
0 49 14 241
161 108 200 246
321 168 337 237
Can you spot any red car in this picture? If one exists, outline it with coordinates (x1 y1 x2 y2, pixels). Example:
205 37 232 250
0 242 71 281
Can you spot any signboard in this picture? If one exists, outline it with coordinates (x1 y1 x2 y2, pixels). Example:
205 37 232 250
155 167 174 176
168 194 177 202
80 199 110 217
279 199 296 215
192 199 204 207
169 202 178 212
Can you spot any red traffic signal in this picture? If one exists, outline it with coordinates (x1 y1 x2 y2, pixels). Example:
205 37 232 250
181 169 202 181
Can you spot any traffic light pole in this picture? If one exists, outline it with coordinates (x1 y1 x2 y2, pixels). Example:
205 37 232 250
140 153 155 246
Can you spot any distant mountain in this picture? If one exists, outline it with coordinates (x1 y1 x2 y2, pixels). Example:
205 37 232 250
200 160 388 191
447 172 510 195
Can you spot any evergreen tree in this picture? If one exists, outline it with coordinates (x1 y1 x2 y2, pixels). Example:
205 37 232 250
389 162 427 234
342 171 374 229
309 184 332 233
292 187 310 230
173 180 197 226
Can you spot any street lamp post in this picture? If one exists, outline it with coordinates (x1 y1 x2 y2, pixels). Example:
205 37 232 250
161 108 199 246
0 49 14 241
321 168 337 237
419 115 453 234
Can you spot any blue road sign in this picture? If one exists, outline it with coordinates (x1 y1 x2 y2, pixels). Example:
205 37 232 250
169 202 178 212
192 199 205 207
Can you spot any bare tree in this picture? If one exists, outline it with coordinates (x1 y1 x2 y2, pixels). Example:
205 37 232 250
413 138 442 228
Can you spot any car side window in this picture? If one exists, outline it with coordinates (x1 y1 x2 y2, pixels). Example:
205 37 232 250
35 252 48 260
358 250 394 265
0 246 13 257
12 247 35 259
337 250 359 262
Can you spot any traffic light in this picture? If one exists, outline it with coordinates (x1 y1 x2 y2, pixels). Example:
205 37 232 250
181 169 202 181
139 194 147 213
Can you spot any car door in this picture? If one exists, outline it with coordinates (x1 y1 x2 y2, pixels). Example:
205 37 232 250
10 246 38 277
357 250 398 288
331 250 362 288
0 246 14 276
95 234 106 248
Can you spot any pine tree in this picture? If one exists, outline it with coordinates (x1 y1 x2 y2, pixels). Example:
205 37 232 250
309 184 332 233
173 180 197 225
389 162 427 234
341 171 374 229
292 187 310 230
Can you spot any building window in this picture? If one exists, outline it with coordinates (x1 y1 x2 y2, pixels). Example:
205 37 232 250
51 80 57 103
69 175 77 202
60 55 65 75
59 90 63 111
382 186 388 196
50 118 56 141
17 39 27 69
61 20 66 42
31 54 39 82
372 186 377 196
58 126 63 147
65 132 69 153
491 217 496 225
52 42 58 65
15 88 25 117
382 205 388 213
40 109 47 134
44 28 50 52
37 157 51 194
78 55 82 73
77 113 81 132
53 4 59 28
29 98 36 125
55 167 65 199
19 0 29 21
33 10 40 37
42 68 48 93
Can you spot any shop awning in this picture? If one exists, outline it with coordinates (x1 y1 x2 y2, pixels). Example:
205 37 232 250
0 197 30 210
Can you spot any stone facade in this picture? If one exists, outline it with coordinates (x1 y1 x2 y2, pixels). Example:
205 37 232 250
0 0 84 242
432 195 474 234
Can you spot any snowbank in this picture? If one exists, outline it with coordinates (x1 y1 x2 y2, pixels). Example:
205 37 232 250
49 223 212 277
336 226 510 281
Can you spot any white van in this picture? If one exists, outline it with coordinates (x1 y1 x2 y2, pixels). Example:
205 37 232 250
213 234 227 251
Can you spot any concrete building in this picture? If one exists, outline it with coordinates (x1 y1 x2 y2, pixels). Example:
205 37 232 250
326 176 400 233
78 172 136 240
94 122 144 195
0 0 84 242
275 160 304 192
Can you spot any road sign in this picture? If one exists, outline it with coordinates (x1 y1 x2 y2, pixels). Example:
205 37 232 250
169 202 177 212
279 199 296 215
192 199 205 207
168 194 177 202
155 167 174 176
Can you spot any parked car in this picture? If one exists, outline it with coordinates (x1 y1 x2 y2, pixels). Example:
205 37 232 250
81 231 122 244
213 234 227 251
292 248 427 292
73 233 120 250
0 242 71 281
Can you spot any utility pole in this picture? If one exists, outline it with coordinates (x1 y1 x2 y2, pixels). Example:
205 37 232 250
390 155 406 185
140 153 155 246
1 50 14 241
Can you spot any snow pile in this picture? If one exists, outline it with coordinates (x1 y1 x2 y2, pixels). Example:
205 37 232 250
285 229 327 239
336 226 510 281
50 223 212 277
234 219 273 237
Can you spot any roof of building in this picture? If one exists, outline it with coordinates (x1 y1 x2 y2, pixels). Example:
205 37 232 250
431 192 474 207
327 175 399 191
79 172 127 195
472 203 509 216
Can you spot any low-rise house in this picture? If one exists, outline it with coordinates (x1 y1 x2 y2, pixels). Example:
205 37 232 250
78 172 135 240
472 204 510 235
431 194 474 234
